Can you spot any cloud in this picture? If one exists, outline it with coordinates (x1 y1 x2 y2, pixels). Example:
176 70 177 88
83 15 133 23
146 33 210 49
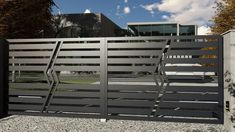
198 26 211 35
162 15 169 20
115 5 123 18
116 5 131 18
117 5 120 10
141 0 217 26
140 3 158 15
84 9 91 14
124 0 128 3
123 6 131 14
156 0 195 13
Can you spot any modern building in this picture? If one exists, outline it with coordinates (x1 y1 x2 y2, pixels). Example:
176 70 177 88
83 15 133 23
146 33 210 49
127 22 198 36
46 14 198 38
48 13 123 38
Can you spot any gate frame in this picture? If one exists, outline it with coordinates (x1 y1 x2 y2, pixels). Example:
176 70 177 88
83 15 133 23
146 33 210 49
100 39 108 119
0 39 9 118
218 37 224 124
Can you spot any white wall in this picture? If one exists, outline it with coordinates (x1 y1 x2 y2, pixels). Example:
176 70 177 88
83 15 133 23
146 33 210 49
223 30 235 132
224 30 235 78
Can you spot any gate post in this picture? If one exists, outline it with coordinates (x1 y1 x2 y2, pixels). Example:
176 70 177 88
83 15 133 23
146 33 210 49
100 38 108 121
0 39 9 118
218 36 224 124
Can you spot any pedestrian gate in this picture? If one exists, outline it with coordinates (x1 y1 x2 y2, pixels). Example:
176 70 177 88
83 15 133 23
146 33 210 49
8 36 223 124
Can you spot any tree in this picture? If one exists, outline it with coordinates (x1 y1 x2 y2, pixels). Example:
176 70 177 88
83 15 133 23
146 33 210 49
211 0 235 34
0 0 54 38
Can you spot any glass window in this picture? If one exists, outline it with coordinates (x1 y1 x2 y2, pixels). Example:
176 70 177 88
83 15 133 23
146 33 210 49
163 24 177 36
138 25 151 36
179 25 195 36
152 24 177 36
152 25 164 36
128 23 178 36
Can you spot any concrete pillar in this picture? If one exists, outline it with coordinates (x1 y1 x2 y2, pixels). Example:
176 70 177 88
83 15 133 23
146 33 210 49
222 30 235 132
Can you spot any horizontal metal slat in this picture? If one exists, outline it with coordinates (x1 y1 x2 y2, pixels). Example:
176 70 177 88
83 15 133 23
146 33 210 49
8 38 103 43
108 100 153 107
108 92 156 99
167 50 217 55
166 86 218 92
9 59 50 64
54 91 100 98
9 104 42 111
51 98 100 105
170 42 218 48
61 44 100 49
9 97 45 104
108 66 155 72
9 66 46 71
159 102 219 110
10 44 55 50
108 108 150 115
9 51 52 57
108 42 166 48
9 83 49 89
57 84 100 90
8 39 58 43
169 82 218 87
108 58 160 64
54 66 100 71
48 106 100 113
108 51 163 56
162 93 218 101
58 51 100 56
164 58 218 64
55 58 101 64
9 90 48 96
155 109 218 118
167 75 206 80
106 36 171 41
108 85 157 91
164 66 217 72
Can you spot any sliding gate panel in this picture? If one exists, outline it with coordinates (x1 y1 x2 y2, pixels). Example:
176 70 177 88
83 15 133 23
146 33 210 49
8 36 223 124
106 36 223 124
8 38 107 118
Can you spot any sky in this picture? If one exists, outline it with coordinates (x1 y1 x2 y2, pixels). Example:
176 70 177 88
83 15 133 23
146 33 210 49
53 0 218 35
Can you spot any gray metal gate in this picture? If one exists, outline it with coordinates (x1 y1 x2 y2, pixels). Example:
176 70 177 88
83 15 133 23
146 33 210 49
8 36 223 124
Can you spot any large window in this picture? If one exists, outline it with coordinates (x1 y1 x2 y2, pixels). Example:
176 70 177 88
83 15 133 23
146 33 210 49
179 25 195 36
128 24 177 36
138 25 151 36
152 25 164 36
162 24 177 36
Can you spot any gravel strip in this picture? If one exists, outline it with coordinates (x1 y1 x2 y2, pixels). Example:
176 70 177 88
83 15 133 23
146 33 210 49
0 115 226 132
